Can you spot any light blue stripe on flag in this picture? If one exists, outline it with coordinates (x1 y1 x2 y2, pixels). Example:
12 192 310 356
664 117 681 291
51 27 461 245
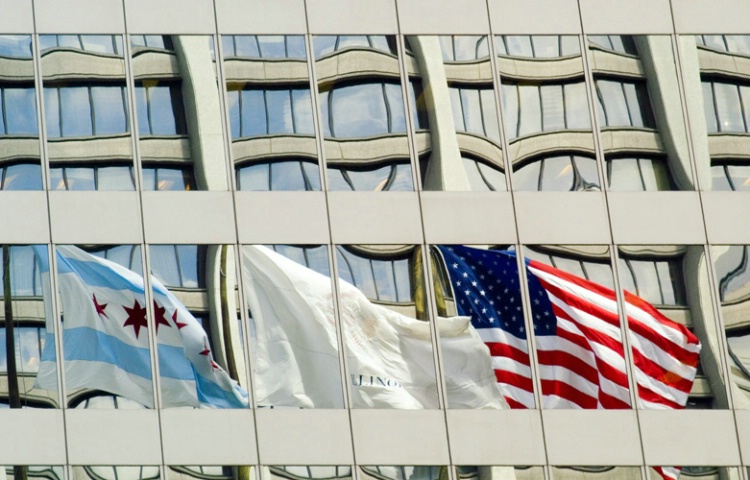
63 327 153 380
195 371 249 408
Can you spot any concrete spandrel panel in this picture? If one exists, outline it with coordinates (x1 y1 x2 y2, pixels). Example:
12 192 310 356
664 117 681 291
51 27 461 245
328 192 423 244
141 191 236 244
579 0 673 34
488 0 581 35
639 410 741 465
543 410 643 465
235 192 330 244
514 192 611 245
34 0 125 33
396 0 490 34
701 193 750 244
307 0 398 34
735 410 750 462
421 192 517 245
49 192 143 244
351 409 449 465
0 410 66 464
66 409 162 464
0 0 33 32
0 192 49 244
161 409 257 464
672 0 750 34
124 0 216 34
608 192 706 245
255 409 353 465
215 0 307 34
447 409 545 465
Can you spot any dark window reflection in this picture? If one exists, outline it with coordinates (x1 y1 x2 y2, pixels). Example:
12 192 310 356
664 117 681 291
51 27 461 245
44 85 129 138
269 245 330 276
135 82 187 136
142 166 196 191
496 35 580 58
328 162 413 191
513 154 600 191
131 35 174 50
314 35 396 58
606 156 674 191
336 246 412 303
595 80 656 128
236 160 320 191
320 82 406 138
49 164 134 191
702 80 750 133
39 34 123 55
712 161 750 191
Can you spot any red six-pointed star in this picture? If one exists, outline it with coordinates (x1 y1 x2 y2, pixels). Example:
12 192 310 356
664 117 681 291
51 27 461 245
198 340 220 370
123 299 148 339
153 301 171 333
172 309 188 329
92 294 108 319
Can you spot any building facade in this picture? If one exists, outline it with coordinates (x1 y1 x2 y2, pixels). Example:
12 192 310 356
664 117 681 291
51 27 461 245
0 1 749 480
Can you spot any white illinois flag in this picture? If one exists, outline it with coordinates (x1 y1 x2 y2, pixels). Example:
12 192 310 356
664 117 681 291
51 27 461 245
34 245 248 408
242 245 505 409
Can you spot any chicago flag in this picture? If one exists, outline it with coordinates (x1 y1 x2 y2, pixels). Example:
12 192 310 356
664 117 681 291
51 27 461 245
34 245 248 408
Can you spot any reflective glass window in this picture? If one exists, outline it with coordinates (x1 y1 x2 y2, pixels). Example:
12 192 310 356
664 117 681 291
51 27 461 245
697 35 750 56
130 35 173 50
45 85 129 138
588 35 638 55
328 162 413 191
595 79 656 128
0 163 42 190
606 156 673 191
513 154 600 191
711 162 750 191
228 88 314 138
449 86 501 143
135 83 187 136
336 246 412 303
461 157 506 191
439 36 489 61
496 35 580 58
618 256 686 306
502 82 591 138
702 80 750 133
49 165 134 191
0 87 38 135
236 160 320 191
142 166 196 191
314 35 395 58
39 34 123 55
0 35 32 58
322 82 407 138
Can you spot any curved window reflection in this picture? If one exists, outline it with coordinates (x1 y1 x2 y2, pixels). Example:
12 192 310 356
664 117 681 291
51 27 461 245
320 82 406 138
135 82 187 136
227 87 315 139
0 87 38 135
314 35 396 58
502 82 591 139
711 161 750 190
223 35 306 59
49 165 134 191
39 34 123 55
336 246 412 304
588 35 638 55
0 35 32 58
131 35 173 51
618 255 686 306
236 160 320 191
0 163 42 190
702 80 750 133
496 35 580 58
44 85 129 138
142 166 196 191
513 154 600 191
595 80 656 128
462 157 505 191
606 156 674 191
449 86 501 143
697 35 750 56
328 162 413 191
440 36 489 61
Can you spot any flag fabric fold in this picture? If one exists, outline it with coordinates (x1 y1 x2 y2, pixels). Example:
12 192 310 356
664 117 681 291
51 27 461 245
436 245 701 411
242 245 506 410
34 245 248 408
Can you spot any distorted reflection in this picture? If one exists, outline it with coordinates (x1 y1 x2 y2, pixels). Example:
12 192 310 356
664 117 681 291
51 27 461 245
70 466 159 480
406 35 506 191
523 245 632 408
711 245 750 408
3 466 64 480
0 35 43 190
40 34 134 190
550 467 641 480
618 246 722 409
497 35 599 191
648 466 731 480
360 467 442 480
168 466 245 480
131 35 221 191
315 35 415 191
149 244 249 408
682 35 750 190
242 244 344 408
223 35 320 191
588 35 691 191
263 466 349 480
0 245 59 408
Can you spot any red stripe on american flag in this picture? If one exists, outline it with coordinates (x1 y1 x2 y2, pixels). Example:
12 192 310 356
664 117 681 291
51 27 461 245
486 341 532 366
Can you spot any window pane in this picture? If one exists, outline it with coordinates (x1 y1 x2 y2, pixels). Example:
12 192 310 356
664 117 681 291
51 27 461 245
258 36 288 58
329 84 389 137
564 82 591 129
597 80 629 126
146 85 179 135
266 89 293 135
726 164 750 191
240 90 267 137
237 163 269 190
4 88 38 134
0 35 31 58
97 166 133 190
532 36 560 58
513 160 541 190
134 86 151 136
540 156 575 191
713 82 744 132
517 85 541 137
540 84 565 131
176 245 199 288
91 86 127 135
60 87 93 136
3 163 42 190
270 161 306 190
608 158 643 191
64 167 96 190
150 245 181 287
291 89 315 135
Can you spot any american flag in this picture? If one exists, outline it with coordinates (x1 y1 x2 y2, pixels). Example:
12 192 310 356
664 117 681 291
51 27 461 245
436 245 701 415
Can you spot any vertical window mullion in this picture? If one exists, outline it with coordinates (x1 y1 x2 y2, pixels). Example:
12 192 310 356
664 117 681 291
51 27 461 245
537 85 545 131
88 86 96 134
1 88 6 134
725 165 736 191
381 83 392 133
263 90 270 135
596 82 609 127
621 83 634 126
289 90 297 133
174 246 185 287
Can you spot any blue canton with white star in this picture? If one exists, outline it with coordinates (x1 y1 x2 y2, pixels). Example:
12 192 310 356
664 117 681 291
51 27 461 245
437 245 556 339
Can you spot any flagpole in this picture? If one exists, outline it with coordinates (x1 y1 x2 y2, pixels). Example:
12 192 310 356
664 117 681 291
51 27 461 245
219 244 239 381
3 245 27 480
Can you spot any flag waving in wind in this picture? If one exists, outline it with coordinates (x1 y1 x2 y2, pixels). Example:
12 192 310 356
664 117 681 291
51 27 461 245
34 245 248 408
436 245 701 410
